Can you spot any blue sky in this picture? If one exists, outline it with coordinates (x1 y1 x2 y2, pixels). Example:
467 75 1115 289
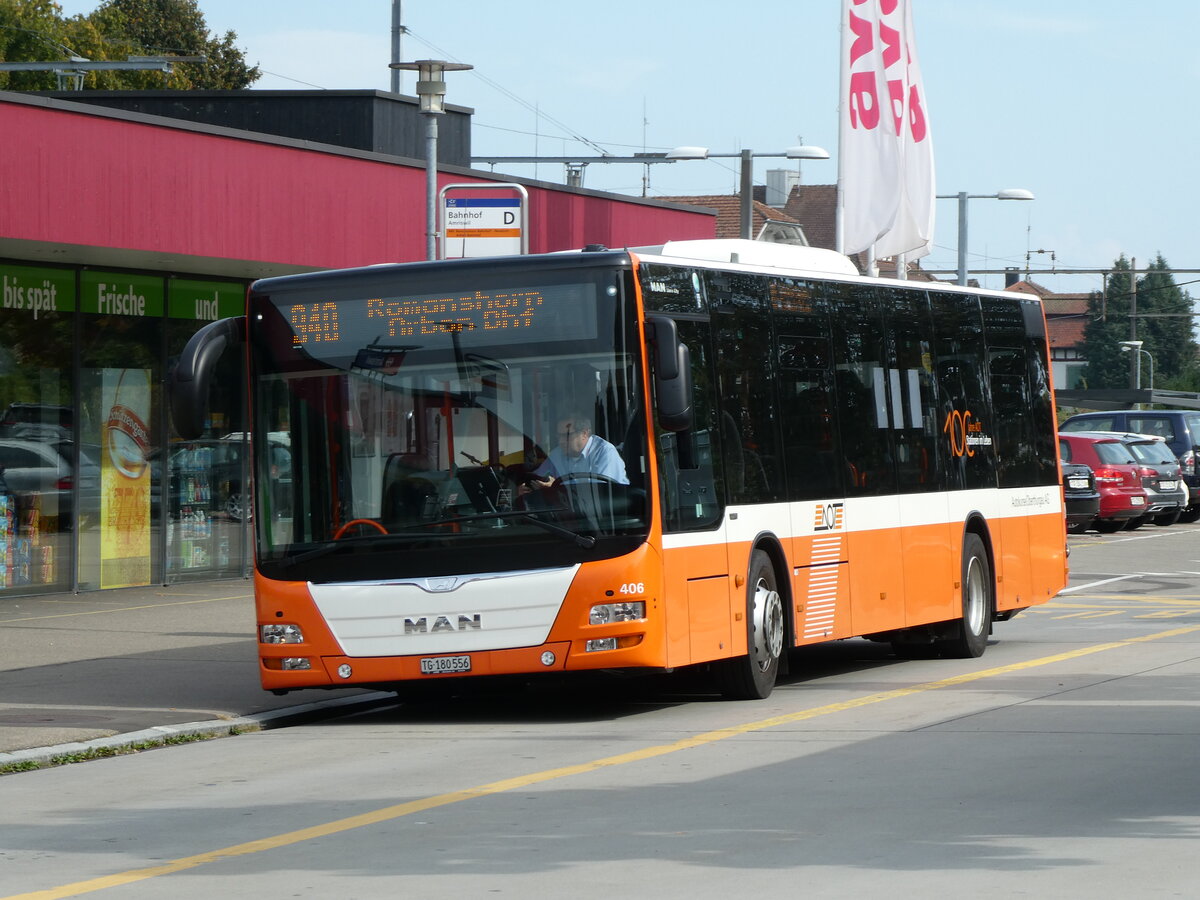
53 1 1200 295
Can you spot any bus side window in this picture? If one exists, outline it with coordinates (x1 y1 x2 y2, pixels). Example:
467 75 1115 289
989 354 1036 487
827 282 896 496
931 290 995 491
770 277 841 501
983 295 1041 488
655 319 724 532
708 271 784 505
1019 301 1060 486
776 335 842 500
883 288 940 494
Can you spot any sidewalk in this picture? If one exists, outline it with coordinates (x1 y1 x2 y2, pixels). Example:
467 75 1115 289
0 580 387 766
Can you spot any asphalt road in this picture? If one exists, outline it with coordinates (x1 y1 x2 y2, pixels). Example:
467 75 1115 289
2 524 1199 898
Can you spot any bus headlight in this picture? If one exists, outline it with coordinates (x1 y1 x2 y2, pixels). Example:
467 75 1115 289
261 623 304 644
589 601 645 625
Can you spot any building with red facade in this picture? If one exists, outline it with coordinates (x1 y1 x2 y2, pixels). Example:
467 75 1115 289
0 89 716 595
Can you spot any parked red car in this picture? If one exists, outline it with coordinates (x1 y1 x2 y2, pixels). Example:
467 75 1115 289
1058 433 1149 533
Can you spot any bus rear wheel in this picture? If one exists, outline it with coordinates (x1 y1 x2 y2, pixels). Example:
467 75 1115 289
715 550 784 700
938 533 992 658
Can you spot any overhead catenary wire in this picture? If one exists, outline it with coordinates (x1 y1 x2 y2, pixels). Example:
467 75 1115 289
404 27 609 157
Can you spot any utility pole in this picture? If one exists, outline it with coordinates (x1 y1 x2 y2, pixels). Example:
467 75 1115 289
1129 257 1138 389
390 1 404 94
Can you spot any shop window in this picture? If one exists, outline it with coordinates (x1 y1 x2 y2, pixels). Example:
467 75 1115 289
0 262 76 594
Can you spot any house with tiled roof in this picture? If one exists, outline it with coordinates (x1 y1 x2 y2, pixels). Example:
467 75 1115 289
662 183 942 280
656 194 810 244
1005 278 1091 389
781 183 838 251
779 183 942 280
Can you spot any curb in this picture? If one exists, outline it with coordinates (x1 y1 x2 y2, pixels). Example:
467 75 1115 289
0 690 397 770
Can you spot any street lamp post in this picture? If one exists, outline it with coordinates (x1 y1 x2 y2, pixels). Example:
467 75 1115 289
390 58 472 260
472 145 830 239
666 145 831 239
936 189 1035 286
1119 340 1154 392
471 152 690 189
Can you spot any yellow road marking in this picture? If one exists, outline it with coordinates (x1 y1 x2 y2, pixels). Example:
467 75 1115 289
9 622 1200 900
1052 595 1200 605
0 595 252 625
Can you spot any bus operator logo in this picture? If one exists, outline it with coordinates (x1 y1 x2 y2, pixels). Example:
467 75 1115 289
813 502 845 532
943 409 993 458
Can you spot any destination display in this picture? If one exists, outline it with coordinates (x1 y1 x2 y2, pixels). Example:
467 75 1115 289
283 281 601 352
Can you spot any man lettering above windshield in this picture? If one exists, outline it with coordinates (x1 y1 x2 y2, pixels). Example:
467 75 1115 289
523 411 628 491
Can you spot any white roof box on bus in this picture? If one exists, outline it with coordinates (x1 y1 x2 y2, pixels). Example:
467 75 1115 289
634 239 860 277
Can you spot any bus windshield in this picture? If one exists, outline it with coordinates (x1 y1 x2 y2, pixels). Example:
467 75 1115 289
247 260 649 583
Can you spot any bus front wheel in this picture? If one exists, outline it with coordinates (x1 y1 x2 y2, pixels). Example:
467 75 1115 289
715 550 784 700
938 533 992 658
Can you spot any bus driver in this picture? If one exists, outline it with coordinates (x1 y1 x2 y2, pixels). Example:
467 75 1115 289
522 411 628 492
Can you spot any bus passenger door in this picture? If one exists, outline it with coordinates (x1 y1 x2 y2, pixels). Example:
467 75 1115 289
707 271 788 654
775 328 853 643
886 289 956 627
653 318 732 668
828 282 906 635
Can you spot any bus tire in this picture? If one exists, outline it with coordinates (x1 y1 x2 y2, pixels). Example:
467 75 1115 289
716 550 784 700
938 533 991 658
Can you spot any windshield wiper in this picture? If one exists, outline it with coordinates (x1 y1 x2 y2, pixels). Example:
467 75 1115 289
414 508 596 548
514 512 596 548
273 532 418 569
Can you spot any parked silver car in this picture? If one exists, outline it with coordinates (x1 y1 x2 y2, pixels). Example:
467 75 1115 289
0 439 100 524
1065 431 1186 527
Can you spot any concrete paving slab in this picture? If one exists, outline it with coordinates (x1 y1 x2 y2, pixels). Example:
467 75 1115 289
0 580 383 760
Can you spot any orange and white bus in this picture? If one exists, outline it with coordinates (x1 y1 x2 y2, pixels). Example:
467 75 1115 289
171 239 1067 700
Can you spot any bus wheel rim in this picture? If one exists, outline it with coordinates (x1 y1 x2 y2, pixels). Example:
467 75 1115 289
964 556 986 634
753 581 784 669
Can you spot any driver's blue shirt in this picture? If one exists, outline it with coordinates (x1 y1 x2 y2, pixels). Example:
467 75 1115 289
535 434 628 484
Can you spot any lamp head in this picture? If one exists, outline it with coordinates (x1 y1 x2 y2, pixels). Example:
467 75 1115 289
996 188 1035 201
389 59 472 113
665 146 709 160
785 145 830 160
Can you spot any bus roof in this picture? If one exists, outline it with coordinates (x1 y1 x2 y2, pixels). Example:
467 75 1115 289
630 239 860 277
250 239 1042 306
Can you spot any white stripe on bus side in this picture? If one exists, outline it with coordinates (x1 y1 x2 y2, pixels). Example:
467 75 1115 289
661 485 1062 550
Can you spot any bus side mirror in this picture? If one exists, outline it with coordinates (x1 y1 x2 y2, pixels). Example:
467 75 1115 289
169 316 245 440
645 315 694 432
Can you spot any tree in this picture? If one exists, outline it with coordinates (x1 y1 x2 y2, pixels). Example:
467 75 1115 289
0 0 258 90
1081 253 1199 390
1137 253 1198 388
1080 256 1133 389
89 0 259 89
0 0 81 90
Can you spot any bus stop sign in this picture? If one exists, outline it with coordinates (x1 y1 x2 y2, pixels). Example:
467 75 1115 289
440 184 529 259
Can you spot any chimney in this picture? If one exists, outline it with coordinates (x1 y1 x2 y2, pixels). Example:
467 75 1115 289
765 168 799 208
1004 267 1020 288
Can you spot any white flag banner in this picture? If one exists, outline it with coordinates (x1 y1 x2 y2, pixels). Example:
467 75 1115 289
839 0 935 259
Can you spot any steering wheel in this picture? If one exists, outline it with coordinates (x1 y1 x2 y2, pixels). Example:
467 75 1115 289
557 473 622 487
333 518 389 540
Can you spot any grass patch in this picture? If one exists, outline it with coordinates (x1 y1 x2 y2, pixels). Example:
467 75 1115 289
0 725 256 776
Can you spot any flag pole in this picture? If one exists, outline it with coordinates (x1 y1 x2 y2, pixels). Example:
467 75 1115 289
835 2 846 255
